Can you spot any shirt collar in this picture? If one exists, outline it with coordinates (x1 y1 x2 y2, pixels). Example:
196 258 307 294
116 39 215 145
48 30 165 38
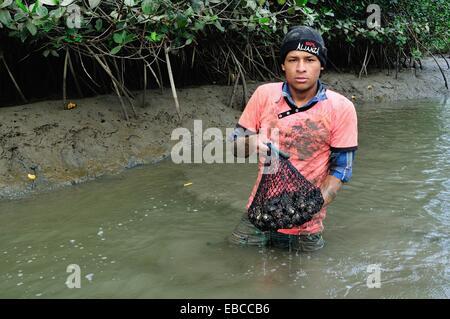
279 80 328 109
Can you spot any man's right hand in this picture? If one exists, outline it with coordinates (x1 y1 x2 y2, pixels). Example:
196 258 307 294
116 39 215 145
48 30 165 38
233 134 270 158
249 134 270 156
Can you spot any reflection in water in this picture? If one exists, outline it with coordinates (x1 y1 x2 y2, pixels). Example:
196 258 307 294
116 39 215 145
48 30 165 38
0 98 448 298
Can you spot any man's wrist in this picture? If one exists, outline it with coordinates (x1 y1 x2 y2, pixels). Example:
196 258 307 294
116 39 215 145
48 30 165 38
320 175 342 207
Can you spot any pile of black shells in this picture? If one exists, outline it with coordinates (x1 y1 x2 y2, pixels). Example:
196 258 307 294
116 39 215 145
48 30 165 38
248 188 324 231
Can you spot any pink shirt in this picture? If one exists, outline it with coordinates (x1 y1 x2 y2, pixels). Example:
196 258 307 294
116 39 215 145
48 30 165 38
238 82 358 235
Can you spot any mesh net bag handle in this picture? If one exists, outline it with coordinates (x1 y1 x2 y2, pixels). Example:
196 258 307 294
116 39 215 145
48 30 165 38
247 143 324 231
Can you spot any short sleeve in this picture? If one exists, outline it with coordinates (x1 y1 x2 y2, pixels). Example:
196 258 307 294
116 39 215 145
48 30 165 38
330 99 358 152
237 87 262 133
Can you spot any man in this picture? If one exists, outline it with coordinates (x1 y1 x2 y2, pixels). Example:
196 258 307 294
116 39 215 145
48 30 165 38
229 26 358 252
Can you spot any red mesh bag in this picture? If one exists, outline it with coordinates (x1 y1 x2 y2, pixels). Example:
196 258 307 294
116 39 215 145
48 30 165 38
248 144 324 231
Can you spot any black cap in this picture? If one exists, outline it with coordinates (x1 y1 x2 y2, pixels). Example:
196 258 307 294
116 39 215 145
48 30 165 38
280 26 327 67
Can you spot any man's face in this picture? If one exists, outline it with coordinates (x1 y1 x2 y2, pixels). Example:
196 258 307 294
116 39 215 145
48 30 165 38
281 50 322 92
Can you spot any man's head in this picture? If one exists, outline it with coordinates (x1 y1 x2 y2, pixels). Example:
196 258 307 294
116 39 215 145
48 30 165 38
280 26 327 92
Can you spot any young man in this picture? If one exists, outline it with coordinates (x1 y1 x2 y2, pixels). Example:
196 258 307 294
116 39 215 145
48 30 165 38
229 26 358 252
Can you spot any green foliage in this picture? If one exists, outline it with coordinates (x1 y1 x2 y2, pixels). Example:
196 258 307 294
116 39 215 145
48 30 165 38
0 0 447 66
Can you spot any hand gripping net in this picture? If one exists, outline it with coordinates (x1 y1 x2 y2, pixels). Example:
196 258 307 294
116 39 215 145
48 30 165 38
247 144 324 231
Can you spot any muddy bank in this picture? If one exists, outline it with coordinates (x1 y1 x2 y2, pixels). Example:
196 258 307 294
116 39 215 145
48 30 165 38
321 57 449 101
0 57 448 200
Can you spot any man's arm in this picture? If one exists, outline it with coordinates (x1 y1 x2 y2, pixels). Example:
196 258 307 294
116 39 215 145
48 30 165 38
233 136 252 158
320 150 355 207
320 175 343 207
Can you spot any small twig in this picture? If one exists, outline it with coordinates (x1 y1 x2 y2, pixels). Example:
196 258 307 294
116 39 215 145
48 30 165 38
230 50 248 109
191 46 196 69
155 50 164 94
67 50 83 98
87 46 130 120
0 52 27 103
429 53 448 90
395 51 400 80
164 43 182 121
359 46 369 78
63 48 69 108
270 46 280 76
77 50 101 87
142 61 147 107
382 47 391 75
121 58 125 87
111 73 130 121
111 57 137 117
143 58 162 89
439 53 449 69
412 40 449 90
228 71 241 109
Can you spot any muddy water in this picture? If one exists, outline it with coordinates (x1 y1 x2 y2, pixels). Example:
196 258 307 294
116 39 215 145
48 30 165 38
0 98 448 298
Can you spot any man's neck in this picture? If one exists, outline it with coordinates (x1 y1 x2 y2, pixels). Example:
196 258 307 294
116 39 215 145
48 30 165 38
288 81 319 106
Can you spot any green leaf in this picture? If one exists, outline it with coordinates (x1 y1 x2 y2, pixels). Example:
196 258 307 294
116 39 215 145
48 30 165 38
113 31 126 44
0 0 13 9
49 7 65 20
26 21 37 35
110 45 122 55
277 0 286 5
40 0 58 5
124 0 137 6
146 31 162 42
185 38 192 45
193 20 205 31
0 9 12 26
191 0 204 13
95 19 102 31
41 21 54 32
295 0 308 6
112 30 135 45
13 11 26 22
160 25 168 34
246 0 257 11
214 20 224 32
184 7 194 17
258 17 270 25
15 0 28 13
60 0 76 6
176 14 188 29
88 0 101 9
142 0 161 15
29 2 38 14
36 5 49 17
19 28 28 42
